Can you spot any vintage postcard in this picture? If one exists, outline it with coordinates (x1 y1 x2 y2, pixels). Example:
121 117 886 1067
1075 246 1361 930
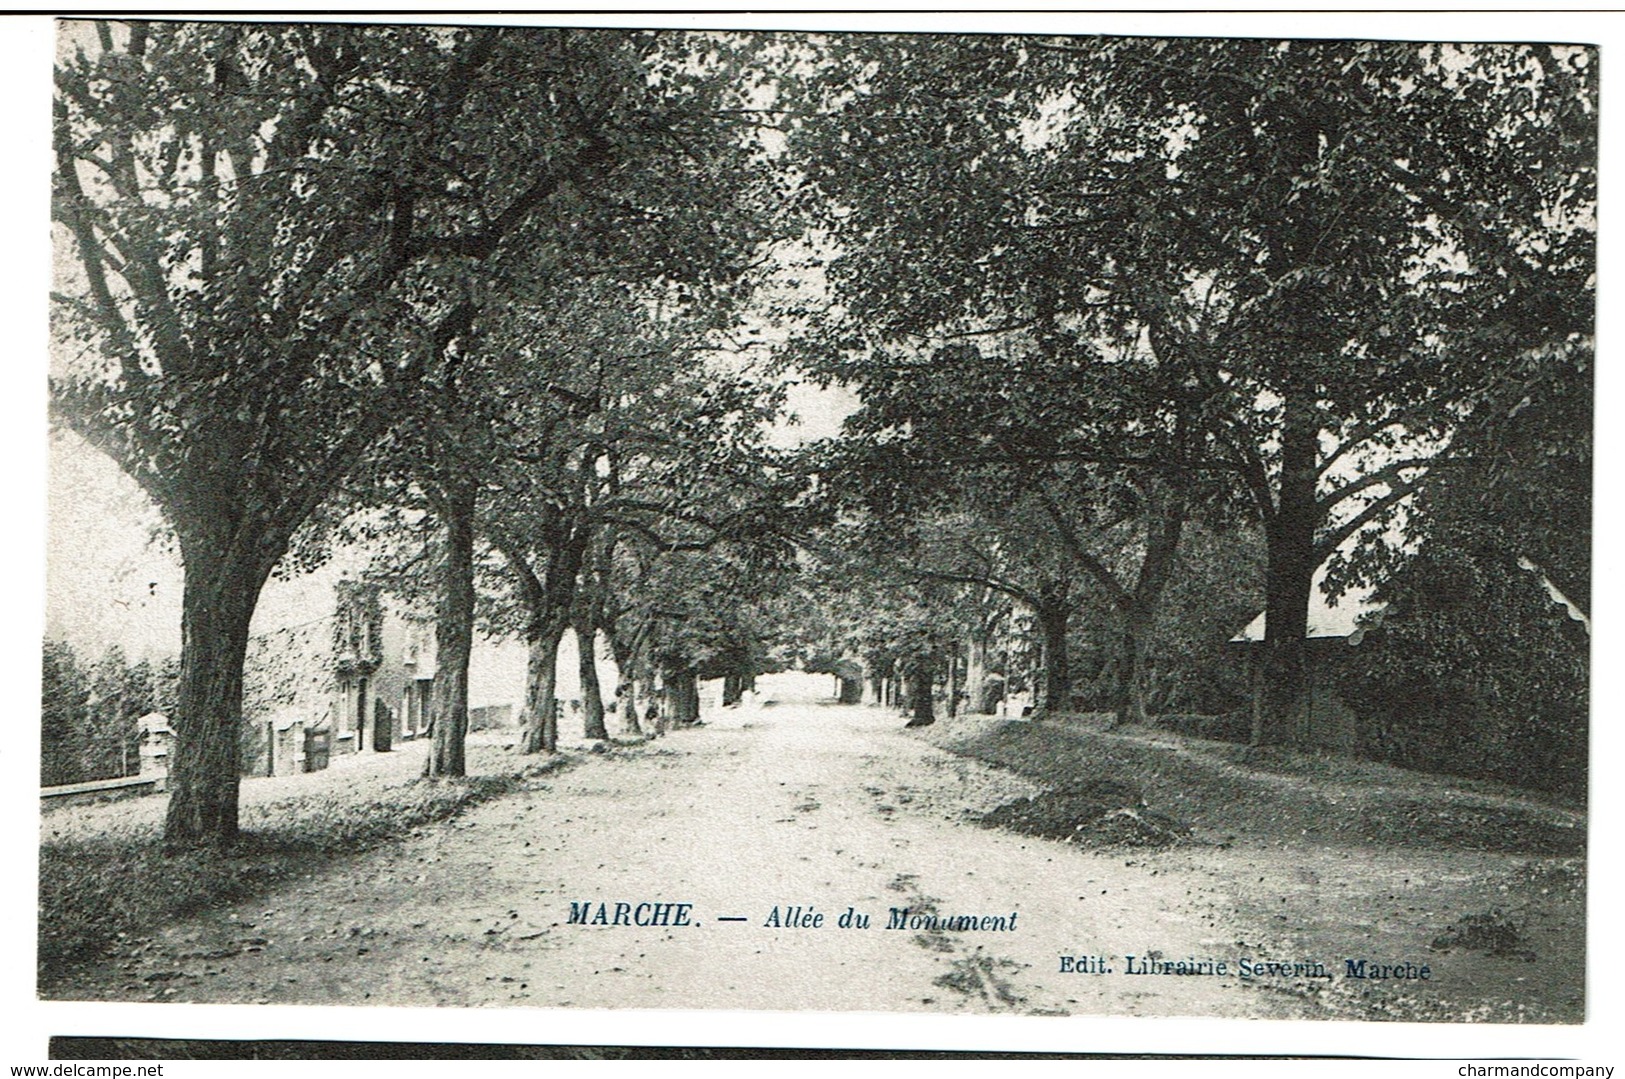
21 9 1613 1063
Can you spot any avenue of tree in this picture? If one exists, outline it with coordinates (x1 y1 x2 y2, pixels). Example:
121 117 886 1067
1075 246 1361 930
51 23 1593 848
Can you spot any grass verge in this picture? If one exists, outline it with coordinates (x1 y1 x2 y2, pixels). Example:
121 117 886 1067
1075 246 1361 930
920 714 1586 1023
39 745 570 989
918 715 1584 855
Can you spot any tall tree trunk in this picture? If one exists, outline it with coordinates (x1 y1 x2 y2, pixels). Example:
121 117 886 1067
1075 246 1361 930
664 665 700 725
427 482 475 777
946 639 960 718
903 654 935 728
577 622 608 740
618 672 640 736
496 523 586 755
573 534 611 741
963 626 994 715
683 670 701 723
1256 397 1319 746
1115 474 1188 730
661 667 679 723
837 673 863 704
721 671 743 706
637 673 660 732
607 627 642 737
617 670 640 736
1033 600 1071 719
518 619 566 754
866 656 885 706
1110 619 1149 729
163 542 272 850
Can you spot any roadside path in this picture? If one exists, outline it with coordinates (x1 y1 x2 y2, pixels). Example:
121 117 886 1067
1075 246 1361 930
66 698 1313 1018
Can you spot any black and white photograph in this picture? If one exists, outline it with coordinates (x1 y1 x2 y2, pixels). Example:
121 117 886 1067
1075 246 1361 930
25 9 1606 1060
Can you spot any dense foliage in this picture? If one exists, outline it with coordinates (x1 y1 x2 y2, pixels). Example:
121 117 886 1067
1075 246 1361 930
1333 337 1591 798
41 643 166 787
1338 549 1588 799
47 23 1593 839
785 34 1594 746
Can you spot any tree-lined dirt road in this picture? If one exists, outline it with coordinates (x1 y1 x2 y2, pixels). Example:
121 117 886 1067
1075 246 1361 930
60 695 1318 1018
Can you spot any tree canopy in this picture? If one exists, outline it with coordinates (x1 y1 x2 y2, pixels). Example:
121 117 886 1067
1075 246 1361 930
785 34 1594 742
47 23 1594 843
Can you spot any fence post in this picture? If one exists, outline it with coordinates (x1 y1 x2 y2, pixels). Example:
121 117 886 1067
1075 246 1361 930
137 713 172 792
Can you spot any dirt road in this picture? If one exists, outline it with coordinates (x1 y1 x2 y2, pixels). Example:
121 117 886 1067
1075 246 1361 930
66 695 1317 1018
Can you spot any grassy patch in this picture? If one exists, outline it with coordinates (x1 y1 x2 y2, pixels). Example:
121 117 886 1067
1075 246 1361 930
1155 712 1251 744
1430 910 1538 962
980 786 1192 848
39 747 568 988
921 716 1584 855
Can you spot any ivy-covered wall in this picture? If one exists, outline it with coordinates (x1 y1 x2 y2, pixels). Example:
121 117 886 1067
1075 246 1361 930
242 617 340 776
240 583 419 775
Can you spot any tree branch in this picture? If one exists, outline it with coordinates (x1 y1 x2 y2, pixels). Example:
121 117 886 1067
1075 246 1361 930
1036 488 1130 609
911 568 1038 608
51 99 149 385
1314 480 1420 560
1318 457 1432 513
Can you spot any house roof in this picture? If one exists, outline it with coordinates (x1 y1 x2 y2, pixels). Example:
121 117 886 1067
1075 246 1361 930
1228 552 1586 643
1518 556 1590 634
1230 577 1385 644
1230 554 1588 646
